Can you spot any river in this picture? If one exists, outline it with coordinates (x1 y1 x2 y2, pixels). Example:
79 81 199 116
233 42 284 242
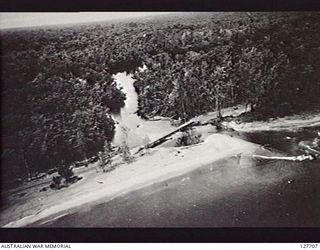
29 124 320 227
22 70 320 227
111 69 175 149
103 74 320 226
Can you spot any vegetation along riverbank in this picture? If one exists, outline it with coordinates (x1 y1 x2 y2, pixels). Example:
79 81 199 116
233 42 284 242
1 12 320 227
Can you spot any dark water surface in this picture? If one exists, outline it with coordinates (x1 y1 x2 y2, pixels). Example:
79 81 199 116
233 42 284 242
240 126 320 155
6 68 320 227
30 126 320 227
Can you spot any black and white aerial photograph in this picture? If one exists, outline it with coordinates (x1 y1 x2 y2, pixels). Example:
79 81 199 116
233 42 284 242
1 12 320 228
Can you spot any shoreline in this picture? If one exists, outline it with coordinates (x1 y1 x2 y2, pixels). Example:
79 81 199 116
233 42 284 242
2 133 259 227
2 111 320 228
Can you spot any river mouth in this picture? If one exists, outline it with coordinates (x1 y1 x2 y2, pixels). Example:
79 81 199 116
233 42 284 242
111 71 320 157
28 151 320 227
111 70 176 149
239 126 320 156
7 120 320 227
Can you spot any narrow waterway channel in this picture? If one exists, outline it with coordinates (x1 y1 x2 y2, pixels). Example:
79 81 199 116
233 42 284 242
111 69 176 149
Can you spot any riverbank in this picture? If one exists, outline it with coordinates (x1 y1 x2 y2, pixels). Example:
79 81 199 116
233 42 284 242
224 110 320 132
1 109 319 227
111 71 176 149
1 132 260 227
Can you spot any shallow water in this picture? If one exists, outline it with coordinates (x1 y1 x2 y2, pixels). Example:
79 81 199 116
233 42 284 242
111 71 175 148
240 126 320 155
30 153 320 227
27 83 320 227
26 125 320 227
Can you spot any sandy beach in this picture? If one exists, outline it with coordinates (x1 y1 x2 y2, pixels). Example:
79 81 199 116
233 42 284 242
1 132 260 227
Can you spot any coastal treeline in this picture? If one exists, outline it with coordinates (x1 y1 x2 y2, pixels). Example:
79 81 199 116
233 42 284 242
133 12 320 120
1 12 320 184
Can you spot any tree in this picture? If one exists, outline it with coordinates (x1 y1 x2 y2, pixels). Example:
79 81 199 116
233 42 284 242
168 79 188 121
119 126 134 163
211 65 231 118
98 141 114 172
237 46 289 116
